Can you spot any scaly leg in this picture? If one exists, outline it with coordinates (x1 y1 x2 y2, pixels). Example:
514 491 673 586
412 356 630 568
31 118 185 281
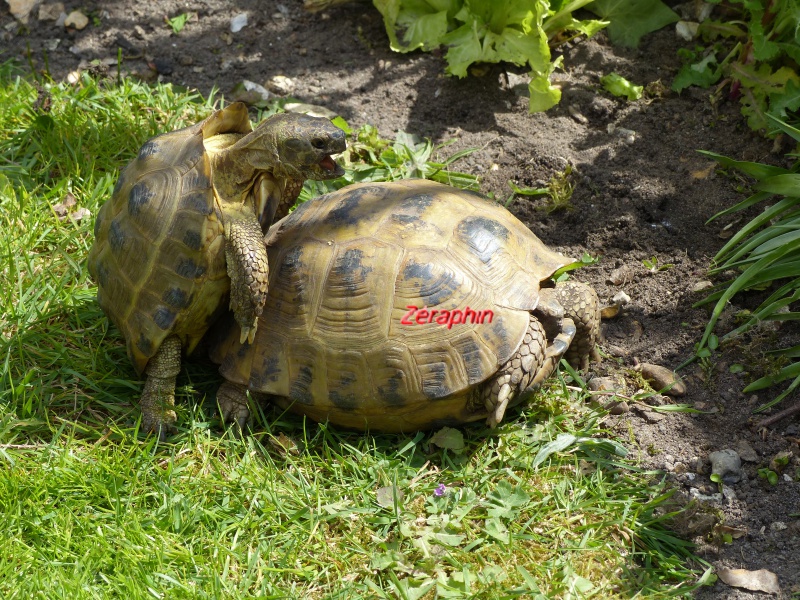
224 208 270 344
217 381 251 432
140 335 181 439
549 281 601 370
481 314 576 428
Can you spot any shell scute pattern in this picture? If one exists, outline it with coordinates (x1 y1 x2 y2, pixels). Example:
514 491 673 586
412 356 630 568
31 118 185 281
89 119 231 374
212 179 586 430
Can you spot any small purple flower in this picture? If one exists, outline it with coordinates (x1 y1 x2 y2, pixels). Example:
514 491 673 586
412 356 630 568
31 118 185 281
434 483 447 497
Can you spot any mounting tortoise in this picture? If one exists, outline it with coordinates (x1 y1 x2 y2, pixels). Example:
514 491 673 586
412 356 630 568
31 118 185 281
210 179 601 432
87 102 346 436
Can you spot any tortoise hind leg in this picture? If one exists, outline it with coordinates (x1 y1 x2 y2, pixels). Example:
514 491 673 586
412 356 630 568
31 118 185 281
550 281 601 370
140 335 181 439
216 381 251 432
480 314 576 427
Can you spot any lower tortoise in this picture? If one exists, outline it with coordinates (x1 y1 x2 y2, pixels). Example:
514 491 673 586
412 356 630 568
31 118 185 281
210 179 601 432
88 103 345 436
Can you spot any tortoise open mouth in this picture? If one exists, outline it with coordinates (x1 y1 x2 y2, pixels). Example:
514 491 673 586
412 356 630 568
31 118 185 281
319 155 344 177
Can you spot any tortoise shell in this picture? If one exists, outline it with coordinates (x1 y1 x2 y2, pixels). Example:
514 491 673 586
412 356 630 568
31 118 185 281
88 104 253 374
212 179 572 431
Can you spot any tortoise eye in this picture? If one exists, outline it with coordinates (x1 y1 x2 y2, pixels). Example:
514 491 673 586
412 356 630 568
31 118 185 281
311 138 326 149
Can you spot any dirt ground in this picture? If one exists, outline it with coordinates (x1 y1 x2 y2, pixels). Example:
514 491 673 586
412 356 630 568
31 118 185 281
3 0 799 596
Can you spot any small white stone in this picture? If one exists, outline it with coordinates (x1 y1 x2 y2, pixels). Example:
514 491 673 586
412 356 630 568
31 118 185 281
64 10 89 30
230 12 248 33
6 0 36 24
38 2 65 21
676 21 699 41
612 291 630 306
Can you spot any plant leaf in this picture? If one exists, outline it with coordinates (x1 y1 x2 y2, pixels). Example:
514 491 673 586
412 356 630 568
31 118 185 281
600 72 643 100
588 0 679 47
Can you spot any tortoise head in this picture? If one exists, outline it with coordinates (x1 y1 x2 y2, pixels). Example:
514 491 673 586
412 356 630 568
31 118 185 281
245 112 346 180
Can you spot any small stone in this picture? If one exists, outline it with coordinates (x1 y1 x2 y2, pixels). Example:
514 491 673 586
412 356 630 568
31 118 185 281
612 290 631 306
676 20 699 41
644 394 668 407
785 424 799 436
134 24 146 39
637 363 686 396
672 462 687 474
587 375 626 393
606 400 630 415
568 104 588 124
283 102 338 119
38 2 64 21
43 38 61 51
607 265 631 285
709 449 742 484
266 74 295 95
230 12 248 33
770 521 787 532
64 10 89 30
691 280 713 293
721 485 736 505
735 440 759 462
6 0 36 24
604 344 627 358
615 127 636 144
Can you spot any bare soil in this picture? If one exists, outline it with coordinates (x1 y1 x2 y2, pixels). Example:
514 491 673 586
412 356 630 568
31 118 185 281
3 0 799 596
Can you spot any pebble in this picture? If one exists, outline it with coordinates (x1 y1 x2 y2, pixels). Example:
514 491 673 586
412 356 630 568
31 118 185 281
606 400 630 415
568 104 588 124
230 12 248 33
64 10 88 30
266 74 295 95
612 290 630 306
644 394 669 407
735 439 759 462
587 375 626 393
637 363 686 396
691 280 713 293
7 0 36 23
607 265 631 285
38 2 64 21
709 449 743 484
689 487 722 503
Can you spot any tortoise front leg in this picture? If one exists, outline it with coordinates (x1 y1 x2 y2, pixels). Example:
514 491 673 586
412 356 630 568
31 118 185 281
224 208 269 344
140 335 181 439
480 314 576 428
216 381 251 432
550 281 601 370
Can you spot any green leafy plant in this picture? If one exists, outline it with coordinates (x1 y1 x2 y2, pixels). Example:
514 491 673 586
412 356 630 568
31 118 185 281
643 255 675 273
587 0 679 47
300 117 479 200
165 12 191 34
671 0 800 134
600 72 644 100
309 0 680 112
694 115 800 410
758 467 779 485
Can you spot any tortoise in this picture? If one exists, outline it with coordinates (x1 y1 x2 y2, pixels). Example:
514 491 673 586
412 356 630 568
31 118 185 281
87 102 346 436
209 179 600 432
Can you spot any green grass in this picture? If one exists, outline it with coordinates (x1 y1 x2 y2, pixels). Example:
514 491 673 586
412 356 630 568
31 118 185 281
0 62 709 598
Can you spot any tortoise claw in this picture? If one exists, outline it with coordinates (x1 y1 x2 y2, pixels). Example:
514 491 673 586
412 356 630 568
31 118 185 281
239 320 258 345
